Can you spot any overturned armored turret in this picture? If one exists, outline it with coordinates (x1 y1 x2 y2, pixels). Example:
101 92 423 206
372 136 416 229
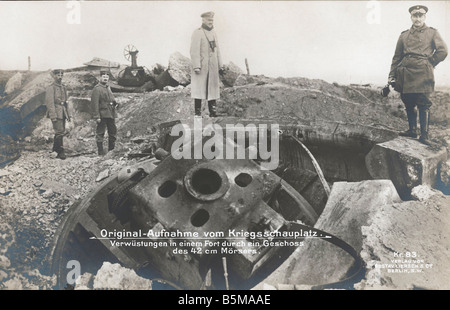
51 118 368 290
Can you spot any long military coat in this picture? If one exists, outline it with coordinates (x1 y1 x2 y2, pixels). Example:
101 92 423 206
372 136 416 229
190 27 223 100
389 24 448 94
91 83 117 119
45 82 69 120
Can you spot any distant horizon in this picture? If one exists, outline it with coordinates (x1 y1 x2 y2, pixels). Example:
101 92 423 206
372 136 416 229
2 66 450 90
1 1 449 87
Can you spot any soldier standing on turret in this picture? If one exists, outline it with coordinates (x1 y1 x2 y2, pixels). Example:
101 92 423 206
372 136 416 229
387 5 447 145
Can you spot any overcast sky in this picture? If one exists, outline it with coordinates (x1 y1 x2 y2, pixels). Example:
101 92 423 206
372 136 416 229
1 1 449 86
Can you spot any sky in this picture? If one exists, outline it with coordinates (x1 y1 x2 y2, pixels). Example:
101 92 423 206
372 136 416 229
0 0 449 86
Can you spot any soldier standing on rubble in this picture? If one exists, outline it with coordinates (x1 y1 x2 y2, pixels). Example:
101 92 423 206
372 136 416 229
387 5 447 145
91 69 119 155
190 11 224 117
45 69 71 160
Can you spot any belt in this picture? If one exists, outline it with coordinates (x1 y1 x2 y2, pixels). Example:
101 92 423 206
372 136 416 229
404 54 428 59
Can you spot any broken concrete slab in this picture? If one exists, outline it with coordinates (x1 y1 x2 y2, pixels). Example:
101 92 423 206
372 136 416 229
85 262 152 290
4 72 23 95
253 180 402 289
365 136 448 198
220 62 244 87
410 184 439 201
95 169 110 182
356 192 450 290
83 57 121 68
437 159 450 195
40 179 77 197
0 70 98 144
167 52 191 86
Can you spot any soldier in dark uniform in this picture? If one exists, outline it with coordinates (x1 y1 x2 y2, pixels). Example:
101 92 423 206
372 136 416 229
388 5 448 145
91 69 118 155
45 69 71 160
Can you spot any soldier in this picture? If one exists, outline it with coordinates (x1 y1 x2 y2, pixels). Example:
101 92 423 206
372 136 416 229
91 69 119 155
190 11 224 117
388 5 448 145
45 69 71 160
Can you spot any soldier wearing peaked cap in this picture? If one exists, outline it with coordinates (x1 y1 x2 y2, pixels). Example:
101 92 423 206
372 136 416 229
190 11 224 117
45 69 71 160
409 5 428 14
91 69 119 156
387 5 448 145
201 11 214 18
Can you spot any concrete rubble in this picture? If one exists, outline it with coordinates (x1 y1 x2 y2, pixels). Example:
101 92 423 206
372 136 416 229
83 57 121 68
356 190 450 290
254 180 403 288
220 62 244 87
167 52 192 86
1 60 450 290
254 180 450 290
75 262 152 290
365 136 448 198
4 72 23 95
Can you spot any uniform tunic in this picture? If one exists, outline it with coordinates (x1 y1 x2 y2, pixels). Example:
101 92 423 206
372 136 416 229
389 24 447 94
190 27 223 100
91 83 117 119
45 82 69 120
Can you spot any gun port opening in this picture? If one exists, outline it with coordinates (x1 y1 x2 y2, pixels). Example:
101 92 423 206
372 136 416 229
191 168 222 195
158 180 177 198
235 173 253 187
190 209 210 227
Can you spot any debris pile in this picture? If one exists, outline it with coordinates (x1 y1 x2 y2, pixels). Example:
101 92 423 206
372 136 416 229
0 53 450 290
75 262 153 290
0 142 144 289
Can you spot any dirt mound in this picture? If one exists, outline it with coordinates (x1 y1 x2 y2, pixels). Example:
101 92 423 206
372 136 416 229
112 76 408 141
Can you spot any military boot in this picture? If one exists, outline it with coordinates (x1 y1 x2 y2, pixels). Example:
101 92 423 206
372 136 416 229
97 142 106 156
418 109 432 146
108 139 115 152
53 136 66 160
399 127 418 138
399 107 418 138
52 139 57 153
208 100 217 117
56 149 66 160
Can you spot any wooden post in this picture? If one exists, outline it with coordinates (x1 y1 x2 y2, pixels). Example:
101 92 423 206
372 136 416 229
245 58 250 75
28 56 31 71
222 257 229 290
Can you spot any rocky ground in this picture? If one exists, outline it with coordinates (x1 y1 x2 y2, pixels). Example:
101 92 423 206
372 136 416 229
1 67 450 290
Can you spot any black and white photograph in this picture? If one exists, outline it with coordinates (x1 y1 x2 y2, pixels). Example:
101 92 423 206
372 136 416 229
1 0 450 300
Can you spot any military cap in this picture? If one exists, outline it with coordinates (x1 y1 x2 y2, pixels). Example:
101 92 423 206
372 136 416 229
201 11 214 18
52 69 64 74
409 5 428 15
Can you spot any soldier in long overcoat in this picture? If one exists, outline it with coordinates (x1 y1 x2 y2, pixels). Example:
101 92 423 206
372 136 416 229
91 69 118 155
388 5 447 145
190 11 223 117
45 69 71 160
